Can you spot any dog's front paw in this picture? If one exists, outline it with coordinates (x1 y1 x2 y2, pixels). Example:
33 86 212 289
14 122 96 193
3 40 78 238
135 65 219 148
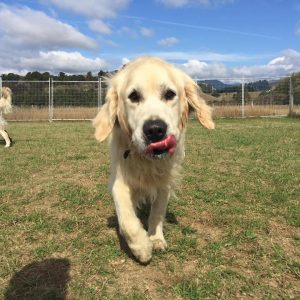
129 237 153 263
149 236 167 251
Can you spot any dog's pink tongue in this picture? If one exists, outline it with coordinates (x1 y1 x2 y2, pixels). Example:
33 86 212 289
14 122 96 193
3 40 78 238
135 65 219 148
146 135 176 156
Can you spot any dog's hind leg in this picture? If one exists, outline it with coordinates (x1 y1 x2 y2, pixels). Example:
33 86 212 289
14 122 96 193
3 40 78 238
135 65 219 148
0 129 11 147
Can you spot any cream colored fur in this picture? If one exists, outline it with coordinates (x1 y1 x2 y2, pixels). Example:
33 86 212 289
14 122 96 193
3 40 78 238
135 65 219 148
93 57 214 263
0 87 12 147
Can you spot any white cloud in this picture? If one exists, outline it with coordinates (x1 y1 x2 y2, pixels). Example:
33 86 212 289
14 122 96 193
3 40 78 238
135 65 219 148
140 27 154 37
232 49 300 78
48 0 131 19
105 40 119 48
122 57 131 65
22 51 108 73
118 26 137 38
118 26 153 39
0 51 108 74
269 49 300 68
157 0 234 7
0 4 96 49
158 37 179 47
180 49 300 79
182 60 230 78
88 20 111 35
158 0 188 7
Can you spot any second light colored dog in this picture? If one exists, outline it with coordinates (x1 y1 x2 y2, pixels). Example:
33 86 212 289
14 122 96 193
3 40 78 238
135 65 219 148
0 87 13 148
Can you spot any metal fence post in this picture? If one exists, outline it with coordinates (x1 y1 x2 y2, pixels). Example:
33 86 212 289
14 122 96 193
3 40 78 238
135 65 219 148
48 77 51 122
0 75 2 118
289 74 294 116
241 79 245 118
98 77 102 111
49 77 53 122
0 75 2 98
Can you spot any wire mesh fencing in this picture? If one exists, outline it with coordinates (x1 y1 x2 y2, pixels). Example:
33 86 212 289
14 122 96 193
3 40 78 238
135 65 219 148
2 79 106 121
1 75 299 121
51 80 101 121
196 75 299 118
1 80 50 121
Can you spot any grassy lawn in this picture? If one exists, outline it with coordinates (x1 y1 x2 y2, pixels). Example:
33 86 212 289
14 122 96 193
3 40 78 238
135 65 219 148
0 118 299 299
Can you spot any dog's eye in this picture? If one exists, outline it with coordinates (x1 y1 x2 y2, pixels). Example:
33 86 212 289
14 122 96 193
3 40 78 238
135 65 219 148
128 90 141 103
164 89 176 101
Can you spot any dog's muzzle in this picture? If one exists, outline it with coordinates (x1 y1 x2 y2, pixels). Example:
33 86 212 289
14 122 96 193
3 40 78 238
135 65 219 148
143 119 176 158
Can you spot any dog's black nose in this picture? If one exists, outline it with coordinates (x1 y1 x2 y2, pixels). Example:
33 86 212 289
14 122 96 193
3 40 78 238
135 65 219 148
143 119 167 143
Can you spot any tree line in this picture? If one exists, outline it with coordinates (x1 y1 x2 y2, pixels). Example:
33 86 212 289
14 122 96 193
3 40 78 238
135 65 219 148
2 70 299 107
1 71 112 81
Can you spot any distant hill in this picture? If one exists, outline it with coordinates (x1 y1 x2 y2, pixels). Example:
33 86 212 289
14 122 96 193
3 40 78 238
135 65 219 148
245 80 271 91
198 80 236 91
199 79 274 92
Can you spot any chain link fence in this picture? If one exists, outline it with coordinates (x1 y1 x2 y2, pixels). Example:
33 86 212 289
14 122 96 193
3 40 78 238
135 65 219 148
196 75 299 118
1 80 50 121
50 80 101 121
1 75 299 121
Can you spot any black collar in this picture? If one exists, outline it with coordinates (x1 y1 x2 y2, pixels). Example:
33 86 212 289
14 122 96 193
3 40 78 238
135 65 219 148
123 149 130 159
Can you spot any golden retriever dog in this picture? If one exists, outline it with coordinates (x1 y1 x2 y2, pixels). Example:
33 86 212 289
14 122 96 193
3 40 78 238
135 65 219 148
0 87 13 148
93 57 214 263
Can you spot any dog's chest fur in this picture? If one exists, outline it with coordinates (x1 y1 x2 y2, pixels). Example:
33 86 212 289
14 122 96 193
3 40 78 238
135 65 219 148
109 127 184 193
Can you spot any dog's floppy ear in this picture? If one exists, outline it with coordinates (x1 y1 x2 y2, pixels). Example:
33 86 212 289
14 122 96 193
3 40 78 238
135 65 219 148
1 87 11 99
184 75 215 129
93 86 118 142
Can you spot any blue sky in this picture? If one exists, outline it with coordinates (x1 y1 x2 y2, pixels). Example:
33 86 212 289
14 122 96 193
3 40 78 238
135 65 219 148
0 0 299 78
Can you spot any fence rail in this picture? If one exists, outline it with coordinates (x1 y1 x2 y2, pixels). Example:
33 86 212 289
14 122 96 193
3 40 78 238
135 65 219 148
1 75 299 121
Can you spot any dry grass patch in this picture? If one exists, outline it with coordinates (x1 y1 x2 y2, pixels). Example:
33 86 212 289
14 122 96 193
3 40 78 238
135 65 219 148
5 105 300 121
6 106 98 121
212 104 300 118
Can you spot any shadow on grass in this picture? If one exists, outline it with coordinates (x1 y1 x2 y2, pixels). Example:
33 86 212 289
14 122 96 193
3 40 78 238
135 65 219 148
0 137 14 147
107 215 139 263
107 209 178 264
4 258 70 300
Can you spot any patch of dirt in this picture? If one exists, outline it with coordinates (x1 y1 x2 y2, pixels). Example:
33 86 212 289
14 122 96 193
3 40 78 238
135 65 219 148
267 218 300 257
180 211 224 248
107 258 176 299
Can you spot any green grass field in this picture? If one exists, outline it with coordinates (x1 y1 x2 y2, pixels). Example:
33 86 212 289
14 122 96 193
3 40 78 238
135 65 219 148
1 118 299 299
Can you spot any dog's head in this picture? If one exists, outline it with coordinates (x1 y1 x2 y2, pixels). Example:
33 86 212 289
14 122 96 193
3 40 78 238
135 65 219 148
93 57 214 159
1 87 12 98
